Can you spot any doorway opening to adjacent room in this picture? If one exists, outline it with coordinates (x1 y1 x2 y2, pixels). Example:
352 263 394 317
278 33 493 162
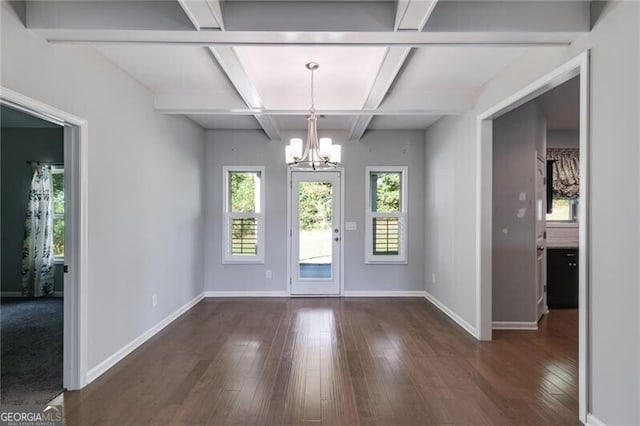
288 170 344 296
476 51 589 423
1 88 88 392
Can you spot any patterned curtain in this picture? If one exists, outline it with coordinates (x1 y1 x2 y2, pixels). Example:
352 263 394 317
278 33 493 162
547 148 580 199
21 165 55 297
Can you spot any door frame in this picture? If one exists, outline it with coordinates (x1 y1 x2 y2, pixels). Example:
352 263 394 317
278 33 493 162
1 87 89 390
475 51 590 422
287 167 344 297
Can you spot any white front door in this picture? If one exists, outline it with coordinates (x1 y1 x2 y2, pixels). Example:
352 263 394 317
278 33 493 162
535 155 547 319
290 171 341 295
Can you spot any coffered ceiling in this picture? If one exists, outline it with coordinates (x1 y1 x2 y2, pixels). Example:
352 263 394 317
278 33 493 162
24 0 591 139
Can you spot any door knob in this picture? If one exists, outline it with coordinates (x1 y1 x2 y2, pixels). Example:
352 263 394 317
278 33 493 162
334 237 340 242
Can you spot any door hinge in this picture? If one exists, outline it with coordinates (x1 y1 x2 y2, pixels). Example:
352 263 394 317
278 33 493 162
543 231 547 239
544 284 547 292
290 229 292 237
289 277 292 285
63 265 69 273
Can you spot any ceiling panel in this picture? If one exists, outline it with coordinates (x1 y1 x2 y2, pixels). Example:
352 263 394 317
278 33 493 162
369 115 442 130
233 46 388 110
536 76 579 130
384 46 527 106
188 115 261 130
96 45 246 107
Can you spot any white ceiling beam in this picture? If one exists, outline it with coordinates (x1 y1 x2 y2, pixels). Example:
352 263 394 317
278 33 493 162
176 1 278 139
348 47 411 140
351 0 439 140
395 0 438 31
156 109 467 116
176 0 224 30
208 46 281 140
154 95 472 116
35 29 579 47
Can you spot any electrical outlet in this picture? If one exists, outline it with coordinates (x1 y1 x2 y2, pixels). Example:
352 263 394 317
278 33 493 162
266 270 272 279
151 294 158 307
431 273 436 284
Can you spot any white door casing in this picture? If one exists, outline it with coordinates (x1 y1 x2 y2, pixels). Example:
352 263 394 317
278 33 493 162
290 171 341 295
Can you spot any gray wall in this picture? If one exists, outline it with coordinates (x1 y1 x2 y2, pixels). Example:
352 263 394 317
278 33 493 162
424 2 639 423
204 129 425 293
492 101 546 323
2 3 205 372
547 129 578 148
1 127 65 294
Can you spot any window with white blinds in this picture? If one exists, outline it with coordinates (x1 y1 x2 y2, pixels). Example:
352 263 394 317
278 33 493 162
223 166 265 264
365 167 408 264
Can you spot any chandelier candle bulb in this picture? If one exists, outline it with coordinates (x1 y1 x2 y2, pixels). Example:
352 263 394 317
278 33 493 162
319 138 333 158
285 145 295 164
290 138 303 159
330 144 341 163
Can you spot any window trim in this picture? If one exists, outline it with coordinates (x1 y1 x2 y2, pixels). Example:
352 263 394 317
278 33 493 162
364 166 408 264
51 166 65 262
222 166 265 264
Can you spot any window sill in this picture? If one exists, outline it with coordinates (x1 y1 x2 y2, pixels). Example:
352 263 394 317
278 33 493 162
222 259 265 265
53 258 65 265
365 259 408 265
546 222 579 228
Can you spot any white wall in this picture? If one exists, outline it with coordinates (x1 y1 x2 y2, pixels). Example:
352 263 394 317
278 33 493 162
1 3 205 372
204 129 425 293
547 129 579 148
424 2 639 423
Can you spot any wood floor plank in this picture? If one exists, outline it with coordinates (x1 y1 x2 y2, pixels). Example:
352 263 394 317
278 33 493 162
62 299 578 425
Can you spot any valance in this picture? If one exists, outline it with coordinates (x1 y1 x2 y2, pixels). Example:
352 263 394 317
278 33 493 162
547 148 579 199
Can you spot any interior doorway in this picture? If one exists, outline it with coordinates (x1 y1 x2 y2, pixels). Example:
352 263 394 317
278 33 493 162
289 171 342 296
476 52 589 422
1 88 88 392
1 105 65 404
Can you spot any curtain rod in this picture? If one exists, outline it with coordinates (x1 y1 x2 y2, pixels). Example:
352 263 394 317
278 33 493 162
25 161 64 166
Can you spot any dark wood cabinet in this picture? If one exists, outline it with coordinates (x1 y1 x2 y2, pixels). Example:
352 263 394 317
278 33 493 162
547 248 579 309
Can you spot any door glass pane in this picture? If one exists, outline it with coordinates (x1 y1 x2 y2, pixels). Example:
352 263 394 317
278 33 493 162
298 182 333 279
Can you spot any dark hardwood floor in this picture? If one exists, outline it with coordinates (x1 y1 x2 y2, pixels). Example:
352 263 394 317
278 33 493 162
63 299 578 425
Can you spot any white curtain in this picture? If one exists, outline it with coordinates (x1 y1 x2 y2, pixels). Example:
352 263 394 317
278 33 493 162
548 148 580 199
21 165 55 297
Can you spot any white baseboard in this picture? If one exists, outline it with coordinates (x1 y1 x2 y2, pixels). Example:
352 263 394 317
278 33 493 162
1 291 64 297
586 413 607 426
423 291 478 338
86 292 204 384
204 291 288 297
342 290 426 297
492 321 539 330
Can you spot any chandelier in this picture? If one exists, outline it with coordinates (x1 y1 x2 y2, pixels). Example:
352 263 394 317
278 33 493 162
285 62 341 170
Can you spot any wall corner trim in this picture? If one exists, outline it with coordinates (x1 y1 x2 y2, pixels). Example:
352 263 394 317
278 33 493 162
492 321 539 330
204 291 288 297
423 291 478 338
586 414 607 426
85 293 205 384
